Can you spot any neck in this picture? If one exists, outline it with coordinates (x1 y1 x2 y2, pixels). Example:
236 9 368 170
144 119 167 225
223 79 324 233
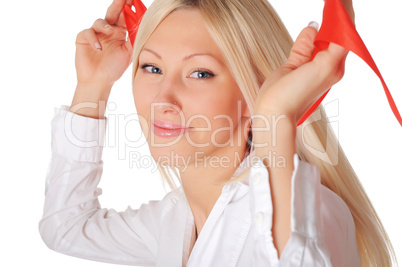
178 142 248 235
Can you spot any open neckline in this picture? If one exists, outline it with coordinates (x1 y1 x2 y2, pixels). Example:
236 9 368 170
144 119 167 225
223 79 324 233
181 149 256 264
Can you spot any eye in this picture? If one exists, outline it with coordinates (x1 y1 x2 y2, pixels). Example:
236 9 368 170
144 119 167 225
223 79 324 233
141 64 162 74
140 64 215 80
189 69 215 80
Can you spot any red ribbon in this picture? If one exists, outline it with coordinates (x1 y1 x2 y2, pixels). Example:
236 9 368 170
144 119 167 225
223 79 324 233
297 0 402 126
122 0 402 127
122 0 147 46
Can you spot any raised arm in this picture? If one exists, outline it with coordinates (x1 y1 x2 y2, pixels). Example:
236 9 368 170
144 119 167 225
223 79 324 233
71 0 134 119
39 0 161 264
38 106 161 265
252 0 356 259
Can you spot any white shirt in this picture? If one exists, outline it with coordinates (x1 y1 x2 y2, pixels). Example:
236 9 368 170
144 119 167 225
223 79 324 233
39 106 362 266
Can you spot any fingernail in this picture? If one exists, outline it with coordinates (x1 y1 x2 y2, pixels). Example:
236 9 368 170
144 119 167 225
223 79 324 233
308 21 319 30
95 42 102 52
105 24 113 30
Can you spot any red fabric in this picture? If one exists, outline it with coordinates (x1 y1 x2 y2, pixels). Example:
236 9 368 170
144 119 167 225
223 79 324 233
297 0 401 126
122 0 401 127
122 0 147 46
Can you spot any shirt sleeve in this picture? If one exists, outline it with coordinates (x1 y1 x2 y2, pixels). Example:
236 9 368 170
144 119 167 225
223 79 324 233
38 106 160 266
248 154 362 267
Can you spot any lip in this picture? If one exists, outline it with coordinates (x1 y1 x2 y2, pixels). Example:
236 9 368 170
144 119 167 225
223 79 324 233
151 119 193 138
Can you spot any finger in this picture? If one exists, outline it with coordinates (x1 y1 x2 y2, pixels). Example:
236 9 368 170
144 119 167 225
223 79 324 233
76 28 103 52
115 0 136 26
262 22 319 89
313 42 348 85
282 22 319 71
274 43 347 110
124 37 134 56
314 42 348 70
328 42 349 59
105 0 126 25
92 18 115 35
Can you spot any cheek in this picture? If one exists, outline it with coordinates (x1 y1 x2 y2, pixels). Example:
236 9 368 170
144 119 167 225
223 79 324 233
198 90 243 136
211 89 243 120
133 81 152 116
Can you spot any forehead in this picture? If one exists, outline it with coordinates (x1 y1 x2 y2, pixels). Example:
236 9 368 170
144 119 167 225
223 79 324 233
141 8 224 62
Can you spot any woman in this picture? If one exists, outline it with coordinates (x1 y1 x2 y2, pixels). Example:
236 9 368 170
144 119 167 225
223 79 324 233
39 0 397 266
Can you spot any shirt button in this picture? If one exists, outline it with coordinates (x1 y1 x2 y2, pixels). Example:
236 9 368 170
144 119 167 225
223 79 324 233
255 211 264 225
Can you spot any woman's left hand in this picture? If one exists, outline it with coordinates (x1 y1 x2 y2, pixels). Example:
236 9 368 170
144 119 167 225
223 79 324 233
254 23 345 125
254 0 355 125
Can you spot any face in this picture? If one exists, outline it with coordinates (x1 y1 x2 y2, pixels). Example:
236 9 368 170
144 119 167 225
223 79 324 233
133 8 250 169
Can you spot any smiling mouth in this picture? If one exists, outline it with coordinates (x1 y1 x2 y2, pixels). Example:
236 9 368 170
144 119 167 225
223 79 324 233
151 119 193 138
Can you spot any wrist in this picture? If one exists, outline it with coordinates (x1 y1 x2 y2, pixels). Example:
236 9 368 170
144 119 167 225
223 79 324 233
251 113 296 168
70 83 113 119
252 108 297 130
75 82 113 99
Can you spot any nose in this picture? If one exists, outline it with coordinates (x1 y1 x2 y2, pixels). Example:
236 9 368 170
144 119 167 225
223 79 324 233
151 74 182 115
152 101 181 115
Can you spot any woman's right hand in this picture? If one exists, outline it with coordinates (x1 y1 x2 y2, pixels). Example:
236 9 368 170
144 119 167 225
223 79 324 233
71 0 134 119
75 0 134 88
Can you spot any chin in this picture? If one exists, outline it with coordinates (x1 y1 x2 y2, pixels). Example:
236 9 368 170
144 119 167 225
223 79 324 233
148 145 195 169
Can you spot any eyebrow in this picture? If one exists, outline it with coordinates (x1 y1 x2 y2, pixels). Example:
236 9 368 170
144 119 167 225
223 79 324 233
141 48 222 64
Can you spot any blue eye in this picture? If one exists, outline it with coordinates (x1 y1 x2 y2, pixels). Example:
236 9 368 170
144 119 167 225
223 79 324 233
141 64 162 74
189 69 215 79
140 64 215 80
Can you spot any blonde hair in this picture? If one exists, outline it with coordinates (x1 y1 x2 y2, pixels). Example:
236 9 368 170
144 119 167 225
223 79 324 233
131 0 397 265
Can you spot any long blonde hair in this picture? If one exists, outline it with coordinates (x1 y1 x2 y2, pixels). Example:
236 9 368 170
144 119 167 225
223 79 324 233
131 0 397 265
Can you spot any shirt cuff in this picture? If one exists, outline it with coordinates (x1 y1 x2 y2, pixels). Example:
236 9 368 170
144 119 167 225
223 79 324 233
51 105 107 163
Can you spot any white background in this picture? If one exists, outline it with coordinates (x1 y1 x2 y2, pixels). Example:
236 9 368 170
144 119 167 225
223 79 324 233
1 0 401 266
